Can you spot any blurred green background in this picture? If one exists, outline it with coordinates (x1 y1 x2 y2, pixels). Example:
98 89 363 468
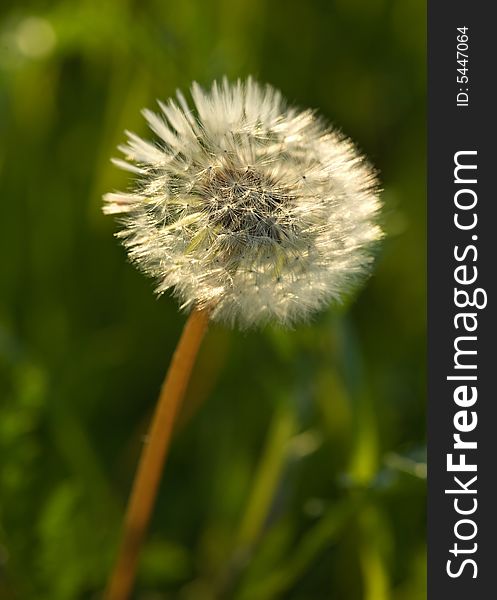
0 0 425 598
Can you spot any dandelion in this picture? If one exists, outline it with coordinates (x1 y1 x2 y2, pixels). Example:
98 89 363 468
104 77 382 328
103 78 382 600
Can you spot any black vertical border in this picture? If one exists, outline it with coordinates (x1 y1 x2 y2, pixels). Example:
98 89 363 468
428 2 496 598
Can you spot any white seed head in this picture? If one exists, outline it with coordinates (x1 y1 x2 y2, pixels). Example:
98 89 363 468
104 77 382 328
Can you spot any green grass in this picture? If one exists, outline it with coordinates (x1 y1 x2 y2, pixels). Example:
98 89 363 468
0 1 425 598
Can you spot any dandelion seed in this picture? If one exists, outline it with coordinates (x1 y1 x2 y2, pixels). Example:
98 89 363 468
104 77 383 599
104 77 382 327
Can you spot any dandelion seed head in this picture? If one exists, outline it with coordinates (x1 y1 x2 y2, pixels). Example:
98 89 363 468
104 77 382 327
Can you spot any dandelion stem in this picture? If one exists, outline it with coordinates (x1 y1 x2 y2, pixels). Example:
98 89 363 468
105 307 210 600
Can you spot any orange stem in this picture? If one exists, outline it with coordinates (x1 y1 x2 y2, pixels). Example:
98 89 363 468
105 307 210 600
